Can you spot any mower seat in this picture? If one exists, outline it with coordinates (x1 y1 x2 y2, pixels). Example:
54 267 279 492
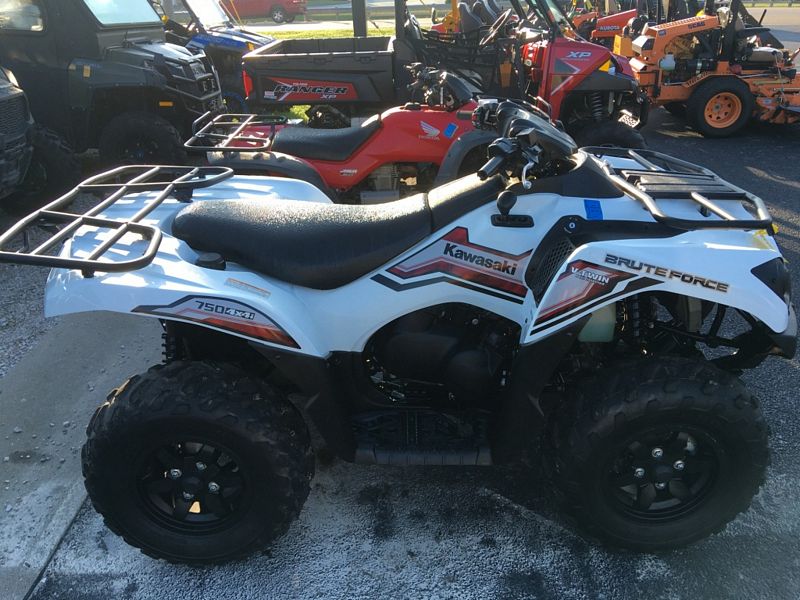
271 118 381 162
485 0 502 16
171 175 504 289
480 0 499 22
458 2 483 33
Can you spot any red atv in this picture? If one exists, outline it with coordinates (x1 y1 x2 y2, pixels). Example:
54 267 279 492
188 68 508 203
241 0 647 147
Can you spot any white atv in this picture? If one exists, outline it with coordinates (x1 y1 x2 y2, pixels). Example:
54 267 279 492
0 102 794 564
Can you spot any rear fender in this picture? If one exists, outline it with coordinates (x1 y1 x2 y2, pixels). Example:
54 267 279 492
208 151 334 198
44 239 329 358
525 230 792 343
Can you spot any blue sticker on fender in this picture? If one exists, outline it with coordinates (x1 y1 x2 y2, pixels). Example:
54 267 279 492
584 199 604 221
443 123 458 139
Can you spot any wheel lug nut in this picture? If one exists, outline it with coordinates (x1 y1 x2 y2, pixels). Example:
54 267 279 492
655 482 667 490
673 460 685 471
181 491 194 501
195 462 206 472
168 469 182 480
634 468 645 479
207 482 220 494
651 447 664 459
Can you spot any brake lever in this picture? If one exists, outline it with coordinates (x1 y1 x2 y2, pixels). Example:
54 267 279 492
521 161 536 190
520 146 542 190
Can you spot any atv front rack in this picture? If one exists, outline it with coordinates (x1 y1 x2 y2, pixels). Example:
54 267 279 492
0 165 233 277
186 112 288 153
587 147 773 231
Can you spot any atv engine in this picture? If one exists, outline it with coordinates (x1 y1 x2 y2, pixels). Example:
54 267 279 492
366 304 519 408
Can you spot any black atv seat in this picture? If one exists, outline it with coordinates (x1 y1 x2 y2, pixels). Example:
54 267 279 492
171 174 504 289
271 118 381 162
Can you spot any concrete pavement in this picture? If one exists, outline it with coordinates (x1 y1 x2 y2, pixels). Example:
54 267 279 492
0 313 161 599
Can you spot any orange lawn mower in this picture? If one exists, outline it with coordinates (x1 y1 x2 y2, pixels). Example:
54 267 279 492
626 0 800 136
568 0 639 47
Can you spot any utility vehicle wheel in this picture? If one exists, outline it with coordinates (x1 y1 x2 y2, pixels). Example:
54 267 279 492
10 126 78 208
285 15 296 23
687 78 754 138
549 357 768 551
573 120 646 149
98 112 186 165
82 361 314 564
270 5 288 23
663 102 686 117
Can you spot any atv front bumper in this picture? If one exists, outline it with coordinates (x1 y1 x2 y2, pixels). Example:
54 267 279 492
771 303 797 359
714 303 797 371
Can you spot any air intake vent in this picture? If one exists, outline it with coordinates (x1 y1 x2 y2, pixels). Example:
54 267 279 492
529 236 575 302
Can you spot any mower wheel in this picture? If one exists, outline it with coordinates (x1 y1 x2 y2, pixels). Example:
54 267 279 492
98 112 186 166
573 120 646 149
687 77 754 138
82 361 314 564
10 126 78 209
270 5 288 23
548 356 768 551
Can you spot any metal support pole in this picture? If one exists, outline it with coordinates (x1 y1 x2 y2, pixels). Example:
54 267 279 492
395 0 407 40
353 0 367 37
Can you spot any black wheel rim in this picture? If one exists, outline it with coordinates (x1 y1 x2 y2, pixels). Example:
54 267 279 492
121 137 162 162
603 426 721 522
137 440 248 533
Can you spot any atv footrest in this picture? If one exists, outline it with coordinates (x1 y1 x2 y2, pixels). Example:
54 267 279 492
352 410 492 466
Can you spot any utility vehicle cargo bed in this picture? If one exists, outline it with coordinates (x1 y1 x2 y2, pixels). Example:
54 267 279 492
243 37 396 109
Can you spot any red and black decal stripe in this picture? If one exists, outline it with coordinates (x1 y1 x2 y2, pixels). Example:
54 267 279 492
535 260 635 324
133 295 299 348
530 277 660 335
382 227 532 301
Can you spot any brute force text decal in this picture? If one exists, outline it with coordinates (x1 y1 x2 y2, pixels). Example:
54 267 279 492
604 254 729 293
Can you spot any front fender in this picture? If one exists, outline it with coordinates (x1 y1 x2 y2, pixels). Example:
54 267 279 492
526 230 792 343
433 129 498 186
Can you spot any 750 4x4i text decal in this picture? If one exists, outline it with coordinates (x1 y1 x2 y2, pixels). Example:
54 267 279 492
133 296 299 348
372 227 532 303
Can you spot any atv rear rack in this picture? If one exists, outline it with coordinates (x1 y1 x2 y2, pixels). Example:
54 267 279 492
587 147 773 231
0 165 233 277
186 112 288 153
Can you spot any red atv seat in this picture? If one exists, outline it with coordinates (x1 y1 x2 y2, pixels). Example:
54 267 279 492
271 118 381 162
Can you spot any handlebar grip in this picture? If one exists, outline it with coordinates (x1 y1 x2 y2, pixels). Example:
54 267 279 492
477 155 504 180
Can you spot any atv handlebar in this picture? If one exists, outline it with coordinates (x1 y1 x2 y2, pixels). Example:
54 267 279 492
477 156 505 180
476 101 577 181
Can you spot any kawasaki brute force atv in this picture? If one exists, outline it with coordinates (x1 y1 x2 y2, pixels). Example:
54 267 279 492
0 102 794 563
